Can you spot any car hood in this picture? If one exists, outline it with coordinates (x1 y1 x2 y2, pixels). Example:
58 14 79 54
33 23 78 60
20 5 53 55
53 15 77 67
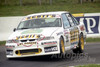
8 27 60 39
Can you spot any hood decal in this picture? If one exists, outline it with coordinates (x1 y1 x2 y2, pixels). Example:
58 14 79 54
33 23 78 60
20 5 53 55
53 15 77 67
21 29 43 34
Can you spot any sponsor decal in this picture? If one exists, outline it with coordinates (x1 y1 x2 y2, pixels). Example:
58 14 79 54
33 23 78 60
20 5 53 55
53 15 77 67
6 45 15 48
80 25 85 31
16 34 40 40
15 34 45 47
24 14 61 20
71 41 78 45
41 41 57 45
75 16 100 34
70 28 79 43
19 42 36 46
21 29 43 34
64 30 69 42
44 46 58 53
65 35 69 42
64 31 70 34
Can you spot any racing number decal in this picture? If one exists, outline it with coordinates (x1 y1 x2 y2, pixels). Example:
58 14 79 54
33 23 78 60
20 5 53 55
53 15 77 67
70 27 79 45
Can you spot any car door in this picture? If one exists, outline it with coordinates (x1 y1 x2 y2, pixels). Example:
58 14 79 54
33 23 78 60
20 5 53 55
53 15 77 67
66 13 79 47
61 13 71 47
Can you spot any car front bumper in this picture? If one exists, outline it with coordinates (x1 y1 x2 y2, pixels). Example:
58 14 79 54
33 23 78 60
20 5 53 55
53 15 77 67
6 40 60 58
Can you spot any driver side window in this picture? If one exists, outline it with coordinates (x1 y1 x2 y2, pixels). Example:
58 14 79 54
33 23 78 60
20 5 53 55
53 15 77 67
62 14 70 29
66 14 75 26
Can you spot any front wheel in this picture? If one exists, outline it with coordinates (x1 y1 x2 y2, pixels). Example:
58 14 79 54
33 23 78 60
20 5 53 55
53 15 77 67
73 34 84 53
60 37 65 55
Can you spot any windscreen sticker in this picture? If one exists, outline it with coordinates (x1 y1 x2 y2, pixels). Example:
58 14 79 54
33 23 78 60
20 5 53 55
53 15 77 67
25 14 61 20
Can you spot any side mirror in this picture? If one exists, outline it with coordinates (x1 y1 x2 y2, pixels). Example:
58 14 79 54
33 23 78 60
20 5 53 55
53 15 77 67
13 28 16 32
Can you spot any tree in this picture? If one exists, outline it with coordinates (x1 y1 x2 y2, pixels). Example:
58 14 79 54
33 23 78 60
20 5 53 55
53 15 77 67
78 0 83 4
49 0 52 5
20 0 22 6
38 0 41 5
5 0 7 5
91 0 95 2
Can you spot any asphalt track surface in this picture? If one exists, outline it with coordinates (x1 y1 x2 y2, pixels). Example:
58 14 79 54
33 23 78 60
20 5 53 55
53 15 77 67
0 43 100 67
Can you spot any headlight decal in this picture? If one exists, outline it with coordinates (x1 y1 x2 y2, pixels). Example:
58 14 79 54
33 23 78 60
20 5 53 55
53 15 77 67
41 41 57 45
7 39 19 43
38 36 54 41
6 45 15 48
6 49 13 55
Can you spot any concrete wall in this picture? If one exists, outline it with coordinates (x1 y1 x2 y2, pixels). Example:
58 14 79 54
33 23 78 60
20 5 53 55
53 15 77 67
0 16 24 41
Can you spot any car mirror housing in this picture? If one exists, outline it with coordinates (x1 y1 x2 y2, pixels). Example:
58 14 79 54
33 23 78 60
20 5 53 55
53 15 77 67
13 28 16 32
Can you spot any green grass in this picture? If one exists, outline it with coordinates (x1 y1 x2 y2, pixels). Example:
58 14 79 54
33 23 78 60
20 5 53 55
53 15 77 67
0 38 100 46
0 0 100 16
76 64 100 67
86 38 100 42
0 41 6 46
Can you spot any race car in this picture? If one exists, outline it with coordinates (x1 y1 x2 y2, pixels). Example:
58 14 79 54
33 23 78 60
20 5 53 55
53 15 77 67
6 11 86 58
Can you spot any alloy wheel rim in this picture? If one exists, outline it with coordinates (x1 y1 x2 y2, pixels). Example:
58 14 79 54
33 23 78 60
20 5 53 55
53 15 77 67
61 40 65 53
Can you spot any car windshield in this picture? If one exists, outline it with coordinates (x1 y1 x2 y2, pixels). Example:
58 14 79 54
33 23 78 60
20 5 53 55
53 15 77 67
17 18 62 29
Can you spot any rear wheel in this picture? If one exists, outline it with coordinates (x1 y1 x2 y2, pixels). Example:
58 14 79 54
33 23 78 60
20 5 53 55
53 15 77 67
73 34 84 53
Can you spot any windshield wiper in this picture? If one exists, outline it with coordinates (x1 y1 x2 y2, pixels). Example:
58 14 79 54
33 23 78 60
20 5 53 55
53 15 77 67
20 28 29 29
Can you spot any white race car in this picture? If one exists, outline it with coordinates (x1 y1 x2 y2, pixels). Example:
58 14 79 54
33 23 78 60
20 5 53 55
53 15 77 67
6 11 86 58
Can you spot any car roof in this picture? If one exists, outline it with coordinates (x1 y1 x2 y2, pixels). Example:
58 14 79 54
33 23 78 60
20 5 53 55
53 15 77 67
26 11 69 17
21 11 69 21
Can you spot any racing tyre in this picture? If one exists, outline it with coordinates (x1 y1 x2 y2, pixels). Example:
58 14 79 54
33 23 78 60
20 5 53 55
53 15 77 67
60 37 65 55
73 34 84 53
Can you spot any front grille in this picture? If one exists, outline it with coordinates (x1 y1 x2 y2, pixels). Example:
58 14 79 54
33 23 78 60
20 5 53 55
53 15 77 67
20 39 36 42
20 49 38 53
29 39 35 41
20 40 27 42
15 49 42 55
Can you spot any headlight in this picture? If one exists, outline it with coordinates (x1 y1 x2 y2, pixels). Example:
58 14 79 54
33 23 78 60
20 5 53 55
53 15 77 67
6 39 19 43
38 36 54 41
6 49 13 55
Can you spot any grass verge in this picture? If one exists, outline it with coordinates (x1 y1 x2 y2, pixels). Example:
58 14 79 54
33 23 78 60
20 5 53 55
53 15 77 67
0 38 100 46
86 38 100 43
0 0 100 16
0 41 6 46
76 64 100 67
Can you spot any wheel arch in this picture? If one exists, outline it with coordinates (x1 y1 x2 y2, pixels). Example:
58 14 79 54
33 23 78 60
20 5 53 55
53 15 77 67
79 32 83 38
